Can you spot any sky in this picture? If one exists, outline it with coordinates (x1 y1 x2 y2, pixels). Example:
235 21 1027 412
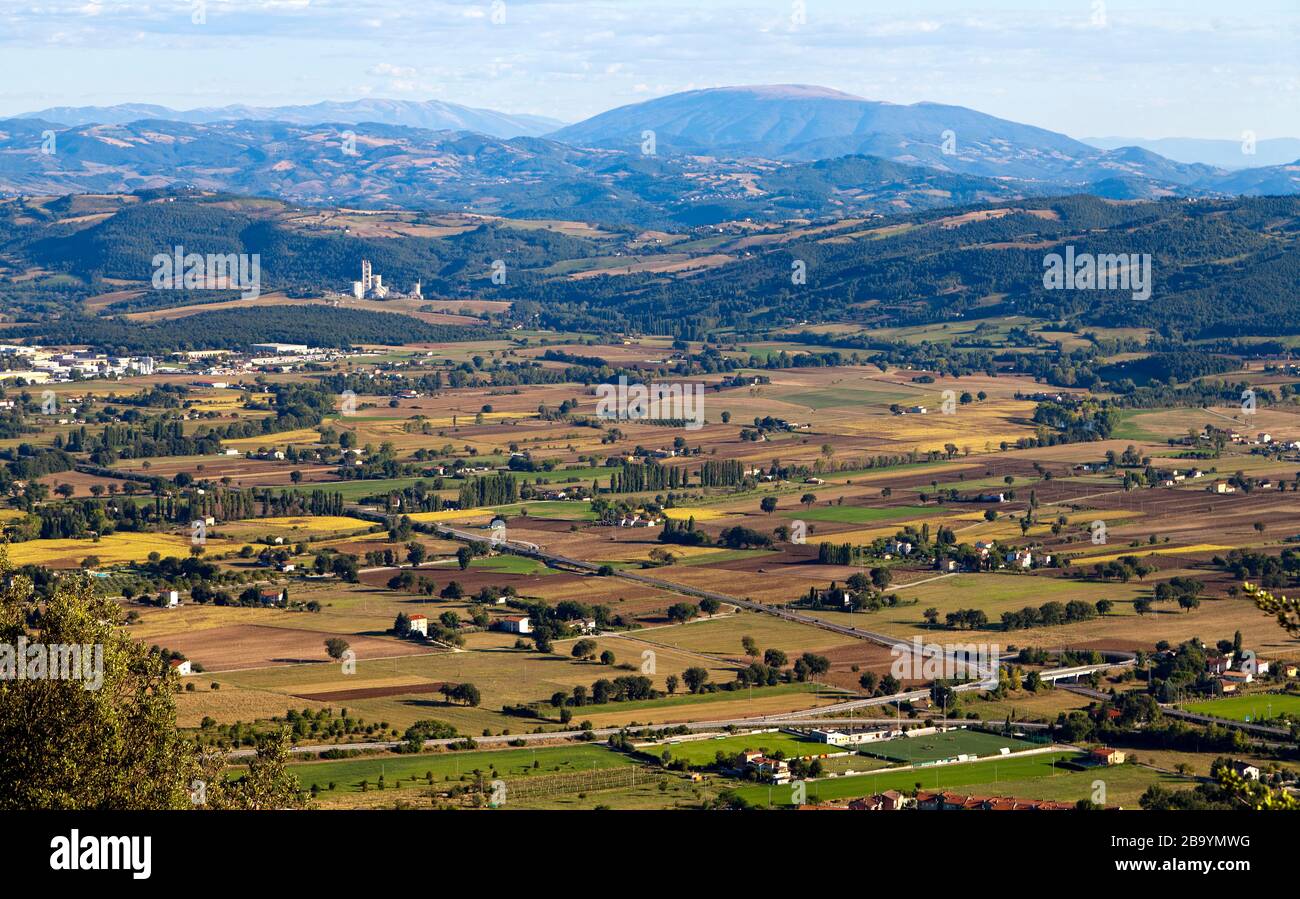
1 0 1297 139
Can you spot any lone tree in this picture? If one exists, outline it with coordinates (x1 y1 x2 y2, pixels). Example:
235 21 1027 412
682 666 710 693
393 612 412 637
324 637 350 660
760 496 778 515
0 551 303 809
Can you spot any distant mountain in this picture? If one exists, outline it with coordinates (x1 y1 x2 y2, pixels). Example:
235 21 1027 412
549 85 1230 192
0 118 1029 226
3 86 1298 224
1083 136 1300 169
11 99 565 139
1211 160 1300 195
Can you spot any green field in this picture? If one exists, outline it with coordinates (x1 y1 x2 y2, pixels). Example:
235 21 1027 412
329 477 440 501
782 504 937 524
1182 692 1300 723
861 729 1043 763
651 731 831 767
485 501 597 521
734 750 1082 806
287 743 632 793
467 555 555 576
675 549 778 567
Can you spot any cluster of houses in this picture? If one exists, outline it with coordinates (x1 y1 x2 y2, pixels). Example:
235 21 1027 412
1154 468 1205 487
934 543 1052 572
1205 650 1296 693
1233 430 1299 450
0 344 157 383
608 514 663 528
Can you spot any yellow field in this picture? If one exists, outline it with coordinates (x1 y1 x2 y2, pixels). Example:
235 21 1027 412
408 508 497 523
662 507 728 521
222 428 322 449
4 532 223 567
125 604 287 641
229 515 374 534
175 683 327 728
187 389 245 412
1076 544 1231 565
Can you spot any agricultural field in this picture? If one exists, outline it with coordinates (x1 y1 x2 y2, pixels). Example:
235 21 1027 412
288 744 634 795
4 276 1300 823
1182 692 1300 723
3 532 225 567
735 751 1187 808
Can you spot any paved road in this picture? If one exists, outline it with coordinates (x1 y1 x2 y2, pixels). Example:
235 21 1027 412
427 520 1133 683
230 712 1051 759
1160 706 1291 738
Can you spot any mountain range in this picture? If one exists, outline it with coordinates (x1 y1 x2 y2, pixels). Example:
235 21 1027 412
2 85 1298 224
10 98 565 139
1082 136 1300 169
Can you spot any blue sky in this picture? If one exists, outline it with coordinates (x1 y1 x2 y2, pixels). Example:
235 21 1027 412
1 0 1297 138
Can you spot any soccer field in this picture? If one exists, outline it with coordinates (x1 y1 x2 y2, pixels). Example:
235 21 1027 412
862 729 1042 763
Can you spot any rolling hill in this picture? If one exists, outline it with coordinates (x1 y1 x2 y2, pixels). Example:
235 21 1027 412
0 118 1028 227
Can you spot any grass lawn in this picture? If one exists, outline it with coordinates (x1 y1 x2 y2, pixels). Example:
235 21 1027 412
467 555 555 576
1182 692 1300 723
650 731 832 767
287 743 633 792
512 502 598 521
328 478 438 501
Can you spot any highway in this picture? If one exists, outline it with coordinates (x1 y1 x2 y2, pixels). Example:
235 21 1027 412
230 712 1051 759
426 519 1133 685
315 508 1139 755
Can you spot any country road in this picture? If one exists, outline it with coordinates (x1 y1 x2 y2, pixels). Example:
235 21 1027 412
292 505 1137 765
424 519 1133 680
